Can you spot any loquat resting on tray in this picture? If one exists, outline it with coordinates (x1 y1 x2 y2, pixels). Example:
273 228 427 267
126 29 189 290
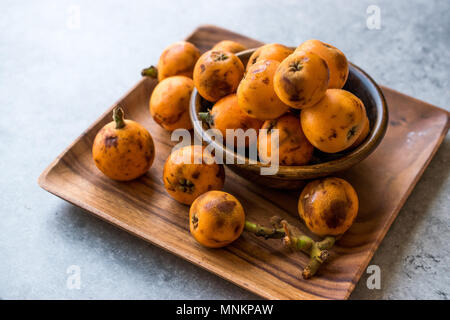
298 177 359 237
141 41 201 81
245 177 359 279
163 145 225 205
149 75 194 131
92 106 155 181
189 191 246 248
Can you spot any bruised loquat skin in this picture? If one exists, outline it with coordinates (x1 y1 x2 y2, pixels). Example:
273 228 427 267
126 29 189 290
298 177 359 236
258 113 314 166
273 51 329 109
149 75 194 131
92 107 155 181
349 113 370 149
163 145 225 205
246 43 293 71
212 40 247 54
200 94 263 147
237 59 290 120
300 89 366 153
295 40 349 89
193 50 244 102
157 41 201 81
189 191 245 248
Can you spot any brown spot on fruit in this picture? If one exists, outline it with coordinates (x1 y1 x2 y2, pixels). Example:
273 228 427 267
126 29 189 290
298 177 358 236
290 93 300 101
328 129 337 140
189 191 244 248
335 53 347 70
322 199 348 229
104 135 118 148
215 217 225 229
347 112 355 122
191 170 200 179
216 200 236 214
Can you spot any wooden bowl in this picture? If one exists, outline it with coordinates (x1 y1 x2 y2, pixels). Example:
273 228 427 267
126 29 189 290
190 48 388 189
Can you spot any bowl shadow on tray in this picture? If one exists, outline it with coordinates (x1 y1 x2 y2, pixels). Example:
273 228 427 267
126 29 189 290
190 48 389 189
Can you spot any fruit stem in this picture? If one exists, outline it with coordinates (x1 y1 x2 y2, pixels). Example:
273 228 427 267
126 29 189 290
244 221 285 239
198 112 214 126
141 65 158 78
245 217 336 279
302 237 335 279
113 106 126 129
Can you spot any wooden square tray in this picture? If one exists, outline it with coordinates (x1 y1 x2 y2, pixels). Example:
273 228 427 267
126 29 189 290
38 25 449 300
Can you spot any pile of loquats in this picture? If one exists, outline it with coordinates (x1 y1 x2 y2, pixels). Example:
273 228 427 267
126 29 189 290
92 39 365 279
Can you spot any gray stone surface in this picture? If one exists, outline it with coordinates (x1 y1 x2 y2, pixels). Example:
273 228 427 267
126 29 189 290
0 0 448 299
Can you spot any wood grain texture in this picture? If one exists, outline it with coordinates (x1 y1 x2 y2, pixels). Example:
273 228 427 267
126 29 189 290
38 25 450 300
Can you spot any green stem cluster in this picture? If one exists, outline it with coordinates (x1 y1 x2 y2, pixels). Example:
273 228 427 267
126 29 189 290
177 178 194 193
197 112 214 127
244 217 336 279
141 65 158 78
113 106 126 129
244 221 285 240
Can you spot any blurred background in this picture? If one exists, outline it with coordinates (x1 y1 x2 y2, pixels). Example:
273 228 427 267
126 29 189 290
0 0 448 299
